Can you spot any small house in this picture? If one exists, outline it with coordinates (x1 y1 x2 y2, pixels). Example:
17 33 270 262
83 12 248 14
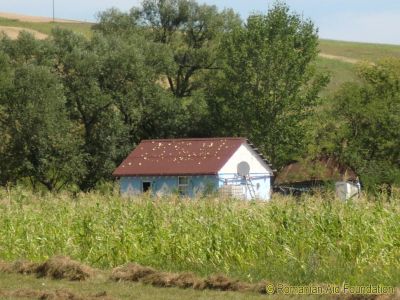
113 138 274 200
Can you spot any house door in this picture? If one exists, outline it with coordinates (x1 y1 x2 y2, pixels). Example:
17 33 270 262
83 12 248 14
142 181 152 193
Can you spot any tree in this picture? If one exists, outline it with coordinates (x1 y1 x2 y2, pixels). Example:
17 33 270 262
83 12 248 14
0 63 84 191
95 7 141 36
0 51 12 185
141 0 240 98
95 1 242 137
51 29 185 189
96 0 240 98
321 59 400 192
206 3 328 168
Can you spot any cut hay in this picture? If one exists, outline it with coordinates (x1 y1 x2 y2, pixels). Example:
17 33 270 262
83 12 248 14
110 263 156 282
35 256 94 281
204 274 253 292
0 256 94 281
2 257 399 298
168 272 205 289
0 289 114 300
110 263 254 292
110 263 400 298
0 289 83 300
0 260 12 272
141 272 206 290
0 259 39 275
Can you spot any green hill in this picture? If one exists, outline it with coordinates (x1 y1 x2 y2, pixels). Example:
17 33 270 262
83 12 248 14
0 15 92 37
319 39 400 62
316 55 359 96
1 13 400 96
318 39 400 96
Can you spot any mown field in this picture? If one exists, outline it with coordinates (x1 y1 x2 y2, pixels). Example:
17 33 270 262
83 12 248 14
0 188 399 290
0 273 271 300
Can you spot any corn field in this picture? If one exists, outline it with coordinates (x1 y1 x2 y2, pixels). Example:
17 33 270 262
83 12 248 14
0 187 399 286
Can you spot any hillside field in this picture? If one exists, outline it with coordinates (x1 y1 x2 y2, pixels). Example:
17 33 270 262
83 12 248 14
319 39 400 62
317 39 400 96
0 14 92 38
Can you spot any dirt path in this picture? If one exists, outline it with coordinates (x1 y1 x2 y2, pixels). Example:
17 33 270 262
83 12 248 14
0 26 48 40
0 12 81 23
319 53 360 64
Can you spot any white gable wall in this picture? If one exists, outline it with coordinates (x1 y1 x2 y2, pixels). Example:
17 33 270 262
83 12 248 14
218 143 273 200
218 143 273 175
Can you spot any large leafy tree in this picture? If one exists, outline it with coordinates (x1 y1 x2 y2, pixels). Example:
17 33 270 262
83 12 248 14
140 0 240 98
0 63 84 191
0 51 13 184
207 3 328 168
95 0 241 137
320 59 400 191
52 29 183 189
97 0 240 98
51 30 129 190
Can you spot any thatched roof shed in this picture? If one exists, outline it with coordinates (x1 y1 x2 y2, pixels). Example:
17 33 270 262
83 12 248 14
275 157 357 186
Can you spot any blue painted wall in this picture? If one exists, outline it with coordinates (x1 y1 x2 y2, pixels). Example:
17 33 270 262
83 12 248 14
120 174 272 200
120 176 219 198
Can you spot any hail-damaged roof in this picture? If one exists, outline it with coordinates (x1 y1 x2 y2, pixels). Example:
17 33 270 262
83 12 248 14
113 137 247 177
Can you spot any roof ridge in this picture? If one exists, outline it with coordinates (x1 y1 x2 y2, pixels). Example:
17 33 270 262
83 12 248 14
141 137 246 142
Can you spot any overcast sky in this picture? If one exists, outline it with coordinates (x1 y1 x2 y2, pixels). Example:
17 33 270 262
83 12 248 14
1 0 399 44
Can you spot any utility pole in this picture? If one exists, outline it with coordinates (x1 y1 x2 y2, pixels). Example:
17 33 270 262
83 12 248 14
52 0 55 22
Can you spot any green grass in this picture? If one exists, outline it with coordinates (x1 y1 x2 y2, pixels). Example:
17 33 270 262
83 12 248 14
0 17 93 37
0 273 284 300
319 39 400 62
0 188 399 288
315 57 360 96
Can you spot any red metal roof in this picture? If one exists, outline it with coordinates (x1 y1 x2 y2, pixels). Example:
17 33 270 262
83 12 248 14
113 138 247 177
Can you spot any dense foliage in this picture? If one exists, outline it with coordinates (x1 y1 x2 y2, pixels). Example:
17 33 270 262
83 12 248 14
315 60 400 192
0 0 399 191
206 5 328 166
0 189 399 285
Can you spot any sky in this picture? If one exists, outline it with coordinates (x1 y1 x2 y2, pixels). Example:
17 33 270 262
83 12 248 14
0 0 399 44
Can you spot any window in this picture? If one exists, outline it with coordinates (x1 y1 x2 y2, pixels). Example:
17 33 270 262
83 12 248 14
142 181 152 193
178 176 189 196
